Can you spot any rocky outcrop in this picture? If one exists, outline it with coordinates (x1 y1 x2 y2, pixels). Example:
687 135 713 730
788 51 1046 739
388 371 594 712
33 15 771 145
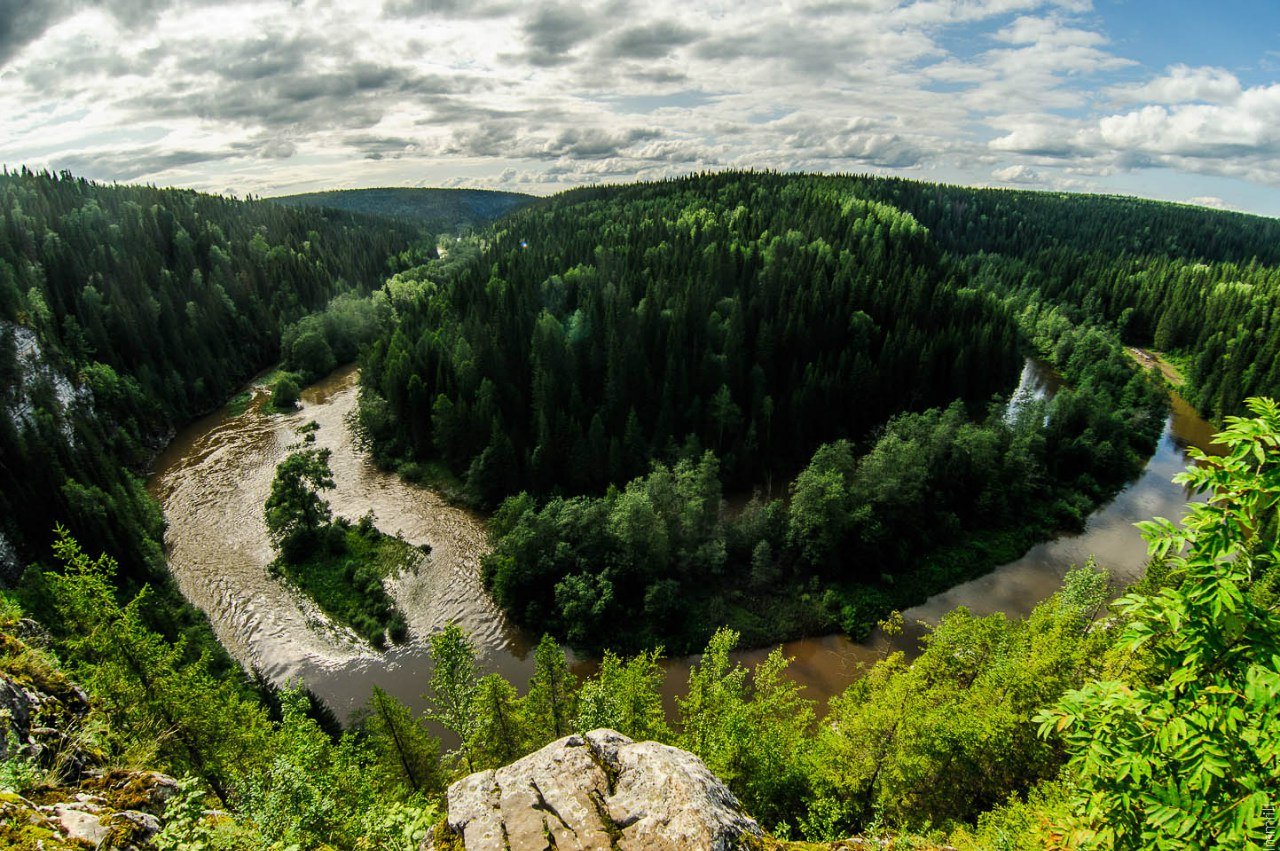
0 624 184 850
426 729 764 851
0 625 92 776
0 770 179 850
1 321 92 445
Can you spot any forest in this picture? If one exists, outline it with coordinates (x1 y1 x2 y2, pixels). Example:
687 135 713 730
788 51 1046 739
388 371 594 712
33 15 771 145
358 173 1180 650
0 168 423 655
2 167 1279 848
845 177 1280 422
271 187 533 232
3 401 1276 848
359 174 1024 501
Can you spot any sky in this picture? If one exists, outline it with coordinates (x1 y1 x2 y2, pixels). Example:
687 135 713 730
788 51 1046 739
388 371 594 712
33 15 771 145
2 0 1279 215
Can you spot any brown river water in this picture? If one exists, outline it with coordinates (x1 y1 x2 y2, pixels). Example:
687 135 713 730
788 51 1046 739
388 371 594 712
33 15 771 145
148 360 1219 721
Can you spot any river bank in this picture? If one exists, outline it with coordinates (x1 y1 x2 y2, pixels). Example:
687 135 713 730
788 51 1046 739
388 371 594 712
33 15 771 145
148 360 1218 720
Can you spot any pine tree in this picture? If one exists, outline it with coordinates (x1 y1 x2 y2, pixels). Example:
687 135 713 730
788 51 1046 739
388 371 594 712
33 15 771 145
358 686 443 794
423 622 480 771
523 634 578 742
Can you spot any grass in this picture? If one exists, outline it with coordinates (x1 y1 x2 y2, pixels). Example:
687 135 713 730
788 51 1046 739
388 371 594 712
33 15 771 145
225 390 253 416
391 458 473 506
272 519 418 649
1154 349 1192 387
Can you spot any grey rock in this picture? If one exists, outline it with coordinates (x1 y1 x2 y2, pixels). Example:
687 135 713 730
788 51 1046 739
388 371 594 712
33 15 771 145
428 728 763 850
0 676 35 760
53 802 112 846
112 808 163 839
50 802 164 849
0 669 91 777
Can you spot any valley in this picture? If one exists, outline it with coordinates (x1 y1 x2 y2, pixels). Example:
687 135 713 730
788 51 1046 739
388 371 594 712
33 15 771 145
148 356 1218 721
2 168 1277 849
5 1 1280 843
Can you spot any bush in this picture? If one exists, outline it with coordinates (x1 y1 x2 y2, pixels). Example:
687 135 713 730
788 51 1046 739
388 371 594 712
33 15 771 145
837 587 892 638
272 374 301 410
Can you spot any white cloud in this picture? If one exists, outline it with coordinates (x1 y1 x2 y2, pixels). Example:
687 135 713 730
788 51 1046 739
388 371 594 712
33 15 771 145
0 0 1274 213
993 164 1042 183
1109 64 1242 105
1187 195 1232 210
1094 85 1280 158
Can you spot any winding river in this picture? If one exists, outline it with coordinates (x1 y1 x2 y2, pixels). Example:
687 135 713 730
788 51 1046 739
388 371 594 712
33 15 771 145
148 360 1219 720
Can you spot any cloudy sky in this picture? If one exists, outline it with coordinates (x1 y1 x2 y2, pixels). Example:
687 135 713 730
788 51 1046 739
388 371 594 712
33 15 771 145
3 0 1279 214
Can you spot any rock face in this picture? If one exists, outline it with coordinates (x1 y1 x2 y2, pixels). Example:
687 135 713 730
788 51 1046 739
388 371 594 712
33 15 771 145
0 770 179 850
427 729 764 851
0 624 92 773
0 625 183 850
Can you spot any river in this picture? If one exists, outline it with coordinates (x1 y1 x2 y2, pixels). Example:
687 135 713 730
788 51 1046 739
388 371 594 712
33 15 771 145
147 360 1220 721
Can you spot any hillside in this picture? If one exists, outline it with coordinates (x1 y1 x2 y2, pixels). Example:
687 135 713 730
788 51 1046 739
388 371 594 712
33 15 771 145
6 414 1277 850
358 172 1171 652
270 187 535 232
2 169 1277 849
0 168 422 660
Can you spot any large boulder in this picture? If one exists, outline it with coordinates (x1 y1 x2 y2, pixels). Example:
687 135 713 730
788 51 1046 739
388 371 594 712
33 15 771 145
426 729 763 850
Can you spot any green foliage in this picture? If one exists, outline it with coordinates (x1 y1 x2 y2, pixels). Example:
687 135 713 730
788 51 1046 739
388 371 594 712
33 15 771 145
360 173 1022 499
809 565 1113 837
1037 397 1280 849
485 326 1162 652
9 536 443 851
423 623 481 771
264 448 335 557
485 453 739 651
288 329 336 382
946 782 1075 851
271 373 301 410
678 628 816 833
787 440 858 567
272 187 532 233
237 688 436 850
0 751 43 795
15 167 1280 850
270 519 411 649
362 171 1209 656
575 649 671 742
282 291 391 382
355 687 444 795
0 168 418 592
153 776 220 851
467 673 530 770
44 529 270 803
524 634 579 741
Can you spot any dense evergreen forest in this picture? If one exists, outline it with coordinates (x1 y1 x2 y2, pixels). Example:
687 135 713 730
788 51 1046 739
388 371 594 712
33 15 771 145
271 187 533 232
1 167 1278 848
359 172 1193 650
847 178 1280 421
359 173 1024 500
0 168 422 644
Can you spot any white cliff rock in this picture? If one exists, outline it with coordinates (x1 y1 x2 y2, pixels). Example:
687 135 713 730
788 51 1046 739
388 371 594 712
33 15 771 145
427 728 764 851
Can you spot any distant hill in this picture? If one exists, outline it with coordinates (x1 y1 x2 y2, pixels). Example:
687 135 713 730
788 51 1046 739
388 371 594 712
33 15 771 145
270 187 536 232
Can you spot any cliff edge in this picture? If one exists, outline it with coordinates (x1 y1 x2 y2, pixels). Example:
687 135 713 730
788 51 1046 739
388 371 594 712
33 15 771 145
426 728 764 851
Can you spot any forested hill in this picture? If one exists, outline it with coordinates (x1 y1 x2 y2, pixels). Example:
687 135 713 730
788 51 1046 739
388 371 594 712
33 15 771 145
847 177 1280 420
0 168 421 610
360 170 1280 652
271 187 535 232
854 178 1280 265
359 171 1023 502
